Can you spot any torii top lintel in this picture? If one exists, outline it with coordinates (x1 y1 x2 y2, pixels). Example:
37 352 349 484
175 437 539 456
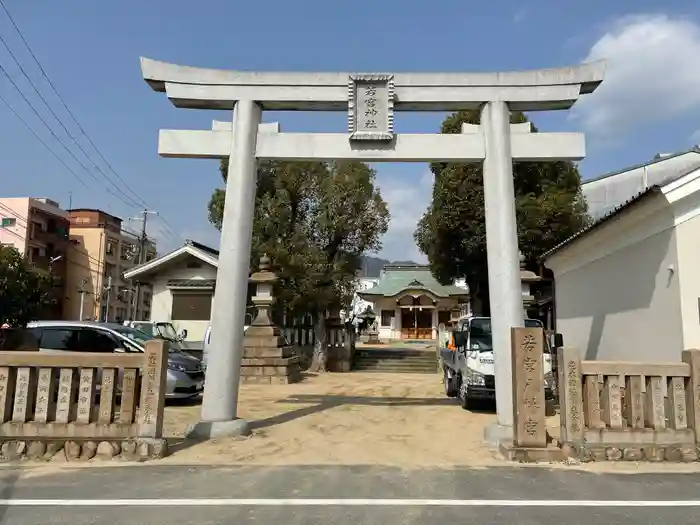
140 57 605 112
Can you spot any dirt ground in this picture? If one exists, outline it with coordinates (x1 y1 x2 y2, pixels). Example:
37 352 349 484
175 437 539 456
13 371 700 473
162 371 506 466
157 373 700 473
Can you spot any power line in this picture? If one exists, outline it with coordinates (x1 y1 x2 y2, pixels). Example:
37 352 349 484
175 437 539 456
0 0 149 210
0 63 144 210
0 46 146 210
0 0 185 244
0 91 89 188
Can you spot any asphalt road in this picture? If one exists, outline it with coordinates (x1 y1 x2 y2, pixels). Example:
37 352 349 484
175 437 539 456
0 465 700 524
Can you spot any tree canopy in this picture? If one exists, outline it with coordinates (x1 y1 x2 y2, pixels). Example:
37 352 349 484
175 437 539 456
208 159 389 371
414 110 589 311
0 245 55 327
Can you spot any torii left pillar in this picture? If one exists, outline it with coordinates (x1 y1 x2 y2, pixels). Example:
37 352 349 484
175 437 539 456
187 99 260 438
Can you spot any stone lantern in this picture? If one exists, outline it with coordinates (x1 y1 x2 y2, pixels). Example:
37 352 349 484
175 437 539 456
519 252 541 318
249 254 277 327
240 255 301 384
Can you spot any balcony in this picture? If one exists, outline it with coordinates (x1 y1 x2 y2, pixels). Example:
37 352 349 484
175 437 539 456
30 256 50 271
31 228 69 246
30 256 67 275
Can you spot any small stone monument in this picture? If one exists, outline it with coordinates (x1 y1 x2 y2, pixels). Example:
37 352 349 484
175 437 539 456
241 255 301 384
367 318 380 344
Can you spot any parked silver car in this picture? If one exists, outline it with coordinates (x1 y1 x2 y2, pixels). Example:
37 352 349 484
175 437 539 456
26 321 205 400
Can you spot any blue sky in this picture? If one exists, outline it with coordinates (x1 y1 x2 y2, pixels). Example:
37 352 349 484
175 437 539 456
1 0 700 262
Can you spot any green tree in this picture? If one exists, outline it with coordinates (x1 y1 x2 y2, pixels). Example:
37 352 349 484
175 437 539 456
208 159 389 371
0 245 54 327
415 111 589 311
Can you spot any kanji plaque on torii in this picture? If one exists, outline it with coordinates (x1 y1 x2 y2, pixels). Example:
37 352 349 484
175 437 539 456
348 74 395 141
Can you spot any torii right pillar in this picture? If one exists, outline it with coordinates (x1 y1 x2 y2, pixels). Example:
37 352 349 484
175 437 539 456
482 102 530 445
461 114 582 443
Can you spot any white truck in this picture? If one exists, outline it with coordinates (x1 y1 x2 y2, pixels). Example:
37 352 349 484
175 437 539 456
201 324 250 370
440 316 562 411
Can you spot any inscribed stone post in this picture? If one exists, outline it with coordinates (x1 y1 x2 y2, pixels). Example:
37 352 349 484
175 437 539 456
511 327 546 447
558 346 583 444
138 340 168 438
681 350 700 443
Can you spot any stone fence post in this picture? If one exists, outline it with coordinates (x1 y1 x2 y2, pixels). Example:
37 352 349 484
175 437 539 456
138 339 168 438
682 349 700 445
557 346 583 445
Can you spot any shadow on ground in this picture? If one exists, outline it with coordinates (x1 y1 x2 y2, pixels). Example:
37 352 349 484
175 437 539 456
251 394 461 430
167 392 497 454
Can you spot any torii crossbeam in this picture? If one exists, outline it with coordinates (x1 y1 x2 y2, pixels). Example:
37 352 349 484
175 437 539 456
140 57 605 444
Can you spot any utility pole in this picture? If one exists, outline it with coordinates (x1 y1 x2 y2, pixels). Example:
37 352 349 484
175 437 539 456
130 210 157 321
125 288 133 321
78 277 88 320
104 275 112 322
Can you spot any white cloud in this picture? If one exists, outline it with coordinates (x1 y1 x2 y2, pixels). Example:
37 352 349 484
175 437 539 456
375 170 433 263
571 14 700 140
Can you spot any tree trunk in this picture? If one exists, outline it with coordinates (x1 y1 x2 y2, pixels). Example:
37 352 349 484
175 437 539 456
344 321 355 371
309 312 328 372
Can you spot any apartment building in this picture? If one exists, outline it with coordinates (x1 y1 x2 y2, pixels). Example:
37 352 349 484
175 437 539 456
0 197 70 319
66 208 156 322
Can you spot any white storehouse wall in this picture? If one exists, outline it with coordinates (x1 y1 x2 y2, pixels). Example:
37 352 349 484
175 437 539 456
546 194 684 362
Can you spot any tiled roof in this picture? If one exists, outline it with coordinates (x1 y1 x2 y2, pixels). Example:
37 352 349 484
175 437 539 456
359 265 468 298
540 166 698 261
185 239 219 258
581 146 700 185
167 279 216 288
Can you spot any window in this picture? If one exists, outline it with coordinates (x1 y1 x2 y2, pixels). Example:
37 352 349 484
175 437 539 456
113 326 154 348
171 292 212 321
1 217 16 227
39 328 80 350
106 240 116 256
77 328 120 353
132 323 154 337
121 244 134 261
380 309 394 327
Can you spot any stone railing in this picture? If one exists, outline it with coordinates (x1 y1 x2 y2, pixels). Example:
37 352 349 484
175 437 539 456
0 340 168 462
284 326 314 347
558 347 700 462
283 326 347 348
281 326 352 372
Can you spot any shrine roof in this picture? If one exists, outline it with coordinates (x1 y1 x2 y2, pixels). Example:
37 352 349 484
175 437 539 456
357 265 469 299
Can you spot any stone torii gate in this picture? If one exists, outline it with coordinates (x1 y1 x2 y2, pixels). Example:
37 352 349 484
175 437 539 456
140 58 605 443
